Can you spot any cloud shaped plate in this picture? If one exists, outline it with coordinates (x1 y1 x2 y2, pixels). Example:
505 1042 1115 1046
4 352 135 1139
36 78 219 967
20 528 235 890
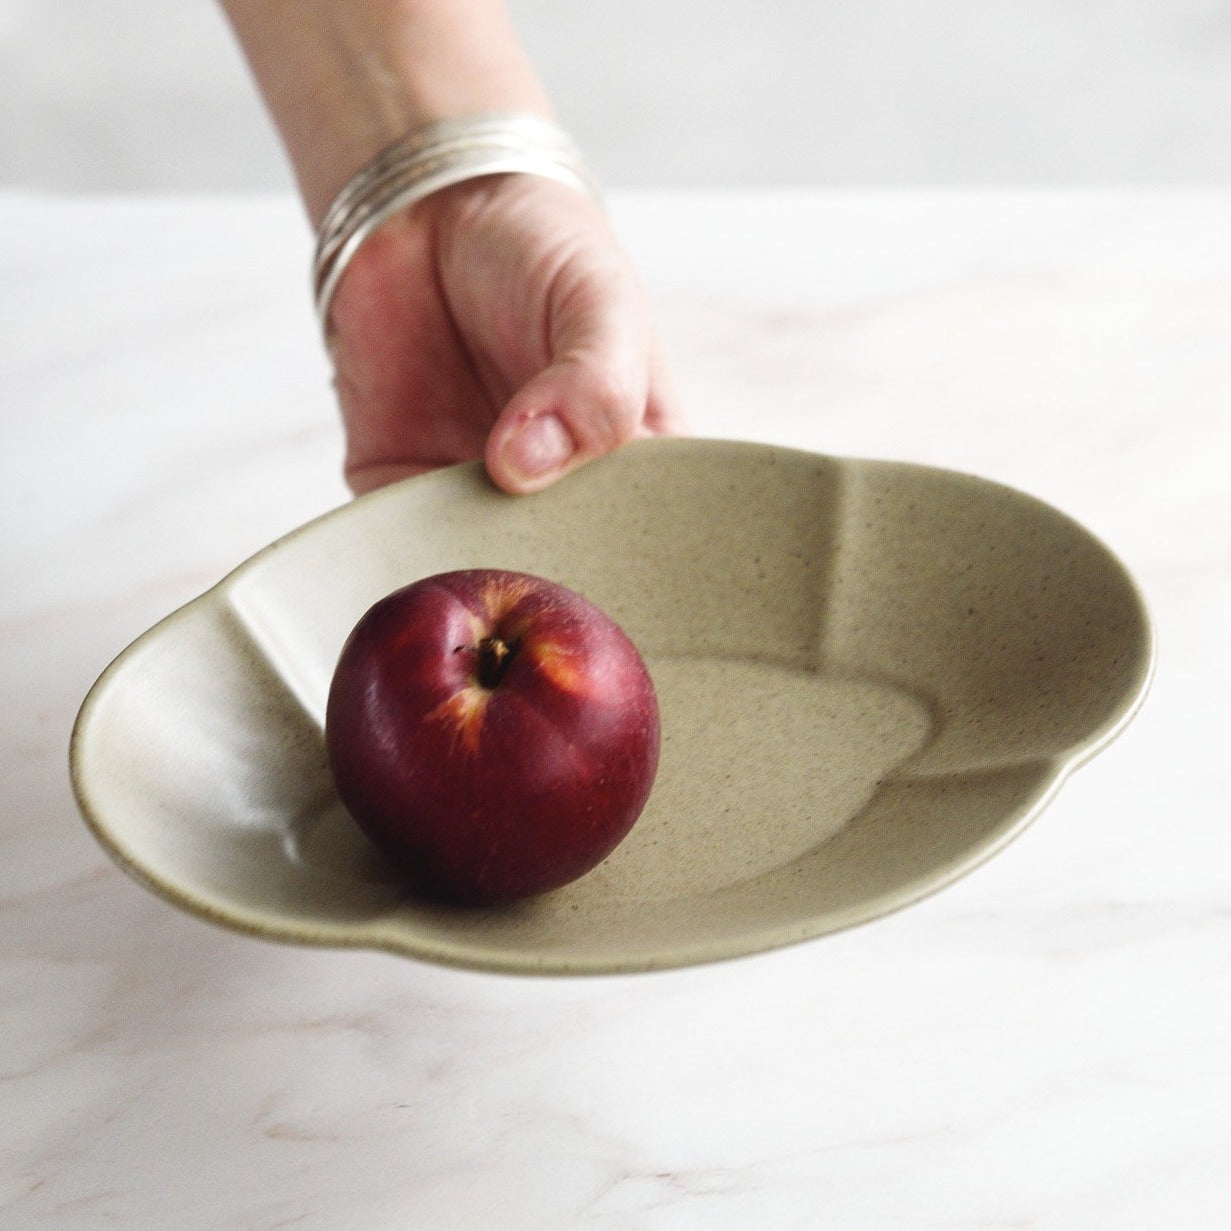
71 440 1153 974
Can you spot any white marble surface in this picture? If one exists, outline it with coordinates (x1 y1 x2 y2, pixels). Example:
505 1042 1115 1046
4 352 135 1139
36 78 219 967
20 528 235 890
3 188 1229 1229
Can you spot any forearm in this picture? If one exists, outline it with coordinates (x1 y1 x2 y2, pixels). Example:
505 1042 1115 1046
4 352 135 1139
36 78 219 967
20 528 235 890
219 0 554 223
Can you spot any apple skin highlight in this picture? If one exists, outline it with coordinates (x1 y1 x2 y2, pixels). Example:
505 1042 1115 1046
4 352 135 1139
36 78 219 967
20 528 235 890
325 569 661 905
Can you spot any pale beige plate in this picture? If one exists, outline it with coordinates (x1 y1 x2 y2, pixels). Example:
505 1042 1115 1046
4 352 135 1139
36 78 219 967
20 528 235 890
71 440 1153 974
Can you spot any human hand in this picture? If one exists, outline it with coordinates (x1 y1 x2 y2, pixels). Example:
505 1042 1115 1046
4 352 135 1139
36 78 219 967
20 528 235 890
326 173 687 495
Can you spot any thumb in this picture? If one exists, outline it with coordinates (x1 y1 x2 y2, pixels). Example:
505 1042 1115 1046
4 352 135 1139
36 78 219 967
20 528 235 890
483 241 657 495
485 351 645 494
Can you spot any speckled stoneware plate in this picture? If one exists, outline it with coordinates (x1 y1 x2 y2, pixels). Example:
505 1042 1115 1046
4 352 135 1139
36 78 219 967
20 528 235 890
71 439 1153 974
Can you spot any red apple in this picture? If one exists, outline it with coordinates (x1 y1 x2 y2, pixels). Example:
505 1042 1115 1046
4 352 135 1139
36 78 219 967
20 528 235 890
325 568 660 905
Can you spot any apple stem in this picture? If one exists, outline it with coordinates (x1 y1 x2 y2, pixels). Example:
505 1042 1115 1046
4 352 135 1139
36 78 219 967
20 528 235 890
476 635 516 688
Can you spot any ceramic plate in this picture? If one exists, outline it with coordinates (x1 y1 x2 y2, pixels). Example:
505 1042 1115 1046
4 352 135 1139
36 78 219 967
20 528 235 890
71 439 1153 974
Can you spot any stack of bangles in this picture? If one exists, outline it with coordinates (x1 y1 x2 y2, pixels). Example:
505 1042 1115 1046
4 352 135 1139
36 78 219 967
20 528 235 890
311 111 602 337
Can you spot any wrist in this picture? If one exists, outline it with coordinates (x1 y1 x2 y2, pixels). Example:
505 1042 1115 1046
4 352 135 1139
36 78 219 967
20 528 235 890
313 113 601 331
222 0 553 224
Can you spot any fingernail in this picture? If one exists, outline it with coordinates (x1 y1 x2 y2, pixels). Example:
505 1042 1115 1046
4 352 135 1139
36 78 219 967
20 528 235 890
503 414 574 482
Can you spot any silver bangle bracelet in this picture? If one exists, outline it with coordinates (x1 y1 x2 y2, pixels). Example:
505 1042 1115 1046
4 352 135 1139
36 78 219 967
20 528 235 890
311 111 602 334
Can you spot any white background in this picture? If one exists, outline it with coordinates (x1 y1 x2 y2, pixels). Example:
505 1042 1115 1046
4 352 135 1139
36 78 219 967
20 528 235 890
3 0 1231 191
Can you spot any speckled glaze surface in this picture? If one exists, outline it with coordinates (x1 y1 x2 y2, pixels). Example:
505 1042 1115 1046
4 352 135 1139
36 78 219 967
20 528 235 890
70 438 1153 974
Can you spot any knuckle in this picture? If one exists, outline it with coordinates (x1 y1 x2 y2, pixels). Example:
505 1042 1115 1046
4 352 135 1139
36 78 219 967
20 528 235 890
576 367 641 453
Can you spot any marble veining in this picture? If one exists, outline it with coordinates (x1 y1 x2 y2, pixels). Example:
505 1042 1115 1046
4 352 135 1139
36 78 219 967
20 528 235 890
3 189 1229 1228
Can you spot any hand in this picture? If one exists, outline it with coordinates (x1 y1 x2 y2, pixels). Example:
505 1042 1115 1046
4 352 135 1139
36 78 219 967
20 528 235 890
326 173 687 495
